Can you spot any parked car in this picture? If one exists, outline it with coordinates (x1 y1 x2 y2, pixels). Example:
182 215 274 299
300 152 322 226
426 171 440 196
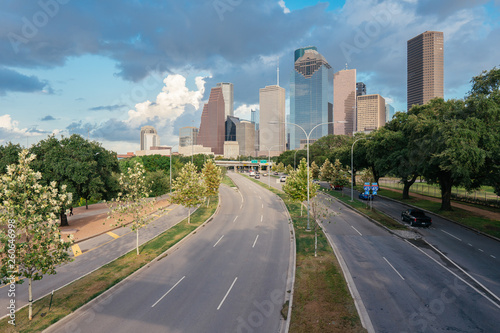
255 174 260 179
401 209 432 227
333 185 343 191
280 176 287 182
274 172 279 175
358 192 374 200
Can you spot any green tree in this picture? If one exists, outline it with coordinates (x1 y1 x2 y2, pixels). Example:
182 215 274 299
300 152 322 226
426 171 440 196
0 142 22 174
332 159 350 190
282 158 319 216
276 162 285 173
202 159 222 207
0 150 73 321
310 161 320 179
145 170 169 197
108 161 154 255
319 159 334 183
284 164 294 175
170 162 205 223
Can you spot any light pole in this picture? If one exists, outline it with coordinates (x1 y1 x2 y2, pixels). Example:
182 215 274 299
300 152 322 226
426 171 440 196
170 144 178 196
271 120 347 230
293 149 302 170
263 144 282 189
350 137 368 202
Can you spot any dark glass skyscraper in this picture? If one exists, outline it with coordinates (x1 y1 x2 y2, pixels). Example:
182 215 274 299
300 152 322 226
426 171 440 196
290 47 333 150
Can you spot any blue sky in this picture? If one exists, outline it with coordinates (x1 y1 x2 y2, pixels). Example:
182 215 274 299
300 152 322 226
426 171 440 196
1 0 499 153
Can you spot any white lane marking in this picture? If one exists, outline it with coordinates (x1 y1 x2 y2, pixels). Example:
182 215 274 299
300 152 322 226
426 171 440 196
262 203 264 208
151 276 185 307
468 243 473 247
252 235 259 248
491 255 497 259
258 195 262 200
217 277 238 310
240 203 243 210
351 226 362 236
383 257 405 280
441 229 462 241
261 215 263 222
406 240 500 309
233 216 238 223
213 235 224 247
478 249 484 252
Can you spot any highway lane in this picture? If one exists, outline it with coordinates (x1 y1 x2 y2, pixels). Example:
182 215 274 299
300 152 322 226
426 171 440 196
0 204 191 319
348 187 500 301
47 174 292 333
255 175 500 331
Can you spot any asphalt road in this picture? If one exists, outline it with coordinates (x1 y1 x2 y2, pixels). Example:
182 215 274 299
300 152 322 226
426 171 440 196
47 174 293 333
254 175 500 332
1 204 191 319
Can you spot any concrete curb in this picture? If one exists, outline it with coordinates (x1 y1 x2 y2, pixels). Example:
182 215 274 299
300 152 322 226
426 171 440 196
42 195 222 332
378 193 500 243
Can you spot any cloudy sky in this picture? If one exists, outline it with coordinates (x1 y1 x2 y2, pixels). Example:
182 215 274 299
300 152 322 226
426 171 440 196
1 0 499 153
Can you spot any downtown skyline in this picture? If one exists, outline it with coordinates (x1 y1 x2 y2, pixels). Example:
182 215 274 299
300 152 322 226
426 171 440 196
1 0 499 153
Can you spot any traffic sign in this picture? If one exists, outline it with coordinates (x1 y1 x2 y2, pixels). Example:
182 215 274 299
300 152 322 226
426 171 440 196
251 160 258 163
260 160 267 164
371 183 378 195
364 182 370 195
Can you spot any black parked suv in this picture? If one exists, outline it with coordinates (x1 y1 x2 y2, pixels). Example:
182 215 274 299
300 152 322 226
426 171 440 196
401 208 432 227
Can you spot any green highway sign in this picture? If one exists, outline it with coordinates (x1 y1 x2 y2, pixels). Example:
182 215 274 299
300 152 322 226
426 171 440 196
251 160 258 163
260 160 267 163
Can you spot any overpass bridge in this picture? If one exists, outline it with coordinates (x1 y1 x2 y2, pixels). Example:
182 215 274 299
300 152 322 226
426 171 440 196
215 160 273 172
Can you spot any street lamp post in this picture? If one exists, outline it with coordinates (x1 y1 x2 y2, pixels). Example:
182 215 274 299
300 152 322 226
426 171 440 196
263 144 282 189
170 144 178 196
350 137 367 202
293 149 300 170
271 120 347 230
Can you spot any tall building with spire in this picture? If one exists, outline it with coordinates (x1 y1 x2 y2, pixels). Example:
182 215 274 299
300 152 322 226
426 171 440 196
407 31 444 110
216 82 234 119
198 87 225 155
290 47 333 150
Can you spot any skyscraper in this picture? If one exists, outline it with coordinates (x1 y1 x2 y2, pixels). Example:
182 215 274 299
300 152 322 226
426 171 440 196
333 69 357 135
385 104 395 122
290 47 333 150
356 82 366 97
216 82 234 119
198 87 225 155
236 120 256 156
140 126 160 150
357 94 386 132
179 126 198 147
259 85 286 155
407 31 444 110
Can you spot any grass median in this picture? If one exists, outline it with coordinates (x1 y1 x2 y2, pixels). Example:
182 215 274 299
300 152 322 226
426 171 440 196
0 195 218 333
243 176 365 333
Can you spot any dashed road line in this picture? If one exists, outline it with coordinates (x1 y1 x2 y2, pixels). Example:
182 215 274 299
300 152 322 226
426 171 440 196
252 235 259 248
217 277 238 310
107 231 120 239
479 249 484 252
151 276 185 308
213 235 224 247
383 257 405 280
351 226 362 236
233 216 238 223
71 244 82 257
441 229 462 241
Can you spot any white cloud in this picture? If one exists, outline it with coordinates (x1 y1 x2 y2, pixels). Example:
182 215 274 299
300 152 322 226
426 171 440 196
234 103 259 121
278 0 290 14
0 114 34 137
126 74 207 143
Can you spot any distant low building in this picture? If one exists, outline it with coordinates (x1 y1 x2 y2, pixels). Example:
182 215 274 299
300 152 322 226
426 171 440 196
224 141 239 159
179 145 213 157
135 146 172 156
117 152 135 160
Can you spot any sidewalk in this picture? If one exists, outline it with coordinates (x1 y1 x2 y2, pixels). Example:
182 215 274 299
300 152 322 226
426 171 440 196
382 187 500 221
59 197 171 242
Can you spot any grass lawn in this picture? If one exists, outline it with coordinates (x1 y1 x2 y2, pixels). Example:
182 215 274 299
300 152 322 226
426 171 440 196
380 189 500 239
222 174 237 187
243 176 366 333
0 196 218 333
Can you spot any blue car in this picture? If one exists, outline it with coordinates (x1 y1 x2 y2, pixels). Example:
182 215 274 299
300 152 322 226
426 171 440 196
358 192 374 200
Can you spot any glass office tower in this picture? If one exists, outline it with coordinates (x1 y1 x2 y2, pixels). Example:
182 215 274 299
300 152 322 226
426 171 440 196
290 47 333 150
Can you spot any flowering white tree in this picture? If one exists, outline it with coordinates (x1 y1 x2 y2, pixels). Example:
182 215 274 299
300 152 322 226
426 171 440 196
202 159 222 207
0 150 73 321
108 161 154 256
170 162 205 224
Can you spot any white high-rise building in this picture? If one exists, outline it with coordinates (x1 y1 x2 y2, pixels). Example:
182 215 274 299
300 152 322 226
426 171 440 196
216 82 234 119
140 126 160 150
259 85 285 156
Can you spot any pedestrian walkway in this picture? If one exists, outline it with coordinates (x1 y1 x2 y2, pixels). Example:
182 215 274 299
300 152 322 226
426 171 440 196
59 196 172 243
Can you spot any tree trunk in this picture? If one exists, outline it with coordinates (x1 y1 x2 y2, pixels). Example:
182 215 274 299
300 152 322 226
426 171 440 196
207 197 210 207
60 210 69 227
439 174 453 211
136 229 139 255
188 207 191 224
300 203 303 216
86 198 88 209
402 174 418 199
28 278 32 320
